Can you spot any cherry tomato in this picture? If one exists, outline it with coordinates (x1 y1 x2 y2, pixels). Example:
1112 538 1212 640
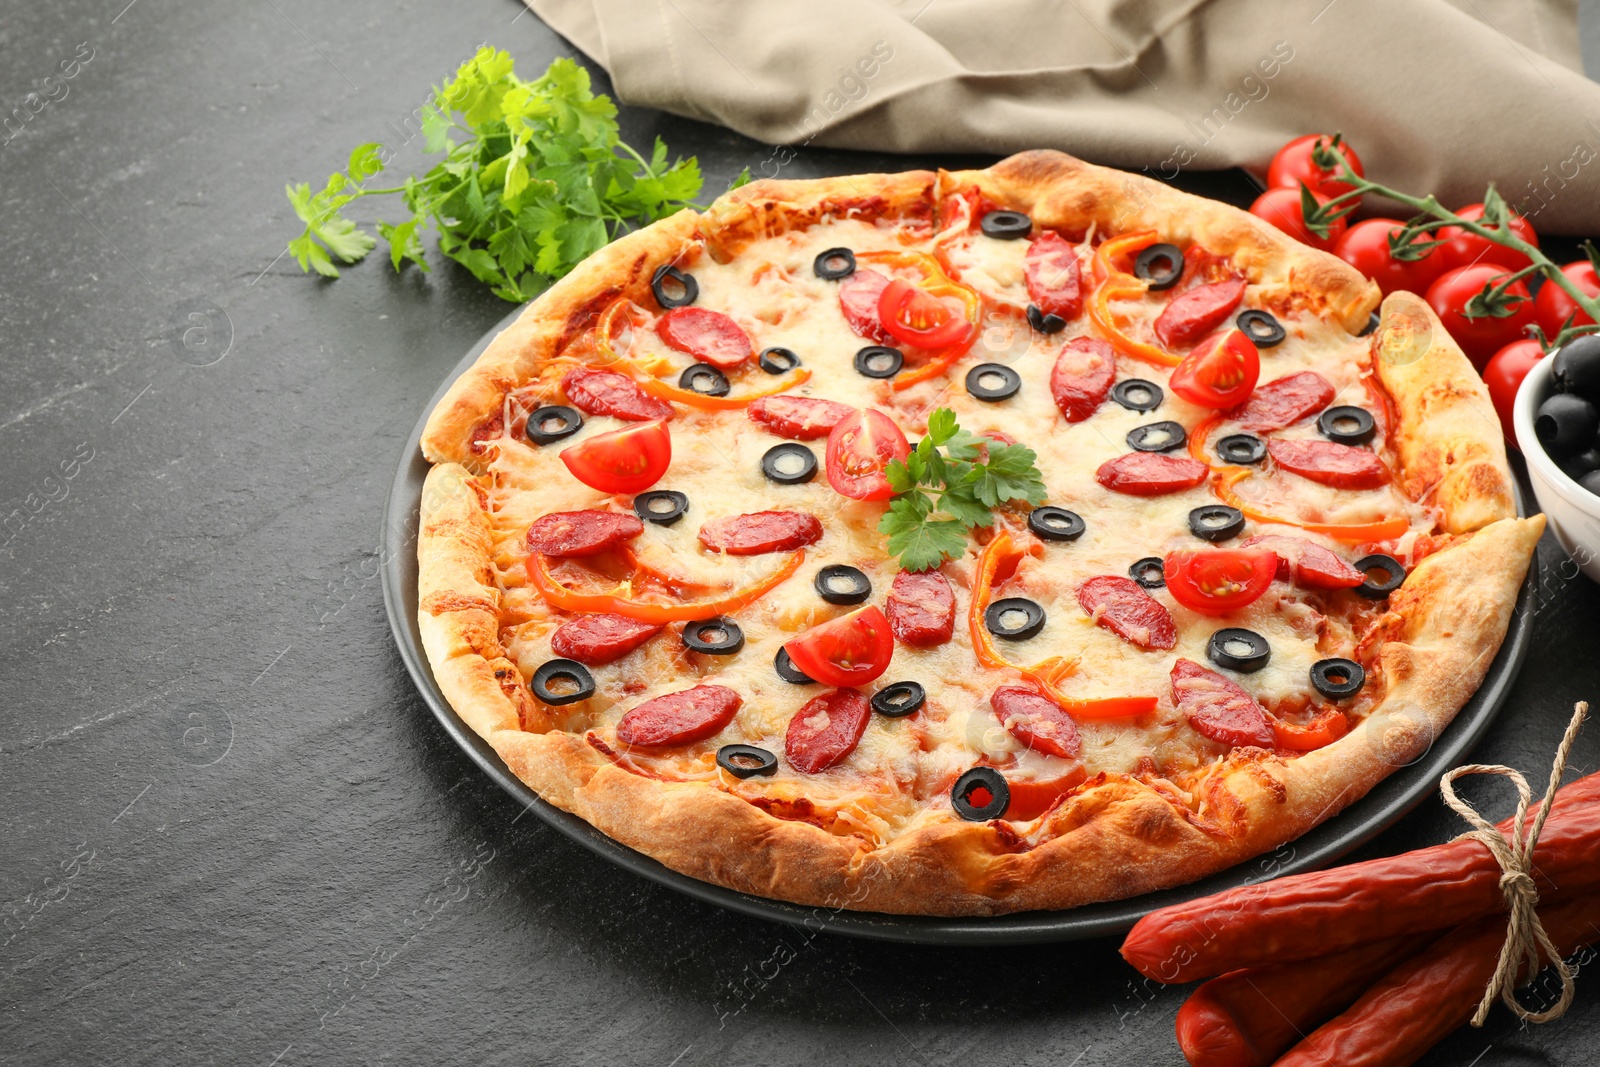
1437 203 1539 272
1266 134 1365 198
559 418 672 494
1162 549 1279 616
1482 338 1545 446
1168 328 1260 409
1249 187 1346 253
1425 264 1536 369
876 278 973 350
1534 260 1600 338
1333 217 1447 296
824 409 910 501
783 605 894 688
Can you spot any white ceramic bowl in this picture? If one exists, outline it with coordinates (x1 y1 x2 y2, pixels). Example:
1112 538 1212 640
1514 355 1600 583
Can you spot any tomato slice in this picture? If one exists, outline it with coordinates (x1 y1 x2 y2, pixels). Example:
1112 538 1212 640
824 409 910 501
877 278 974 350
783 605 894 688
1169 328 1260 409
1163 549 1279 616
558 418 671 494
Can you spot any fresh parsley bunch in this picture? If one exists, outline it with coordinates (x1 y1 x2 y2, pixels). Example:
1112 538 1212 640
285 49 704 302
879 408 1047 571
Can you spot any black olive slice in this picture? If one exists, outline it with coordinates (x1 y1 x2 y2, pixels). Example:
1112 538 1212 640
1112 378 1164 413
1360 311 1380 337
678 363 730 397
1353 554 1405 599
717 744 779 779
1028 506 1085 542
1189 505 1245 542
1207 628 1271 673
531 659 596 706
1318 405 1377 445
952 767 1010 821
1311 658 1366 699
1236 310 1287 348
1216 433 1267 465
761 442 817 485
525 406 585 446
651 264 697 308
979 210 1032 240
758 346 801 374
966 363 1022 402
1127 420 1188 453
1134 243 1185 290
1536 393 1600 458
1130 556 1166 588
855 345 904 379
1026 304 1067 334
813 247 857 280
632 490 689 526
871 681 926 718
682 617 744 655
985 597 1045 640
774 647 814 685
814 564 871 605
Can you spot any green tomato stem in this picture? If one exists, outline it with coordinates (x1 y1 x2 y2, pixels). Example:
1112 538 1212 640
1332 163 1600 342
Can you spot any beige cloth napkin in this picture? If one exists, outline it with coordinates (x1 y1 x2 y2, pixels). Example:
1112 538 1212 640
528 0 1600 234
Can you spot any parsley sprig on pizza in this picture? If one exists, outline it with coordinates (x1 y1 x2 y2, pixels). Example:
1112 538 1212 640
879 407 1047 571
412 150 1541 916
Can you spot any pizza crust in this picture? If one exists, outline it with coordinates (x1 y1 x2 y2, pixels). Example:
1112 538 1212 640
414 150 1539 915
1373 290 1516 533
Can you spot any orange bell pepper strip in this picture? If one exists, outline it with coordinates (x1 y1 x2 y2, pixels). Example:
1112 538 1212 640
529 549 804 622
592 298 811 409
1089 230 1182 368
1214 468 1411 544
1269 709 1351 751
855 250 981 391
969 532 1158 719
1189 414 1412 544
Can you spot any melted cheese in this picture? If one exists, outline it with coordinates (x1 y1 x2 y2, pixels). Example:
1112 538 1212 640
475 214 1418 836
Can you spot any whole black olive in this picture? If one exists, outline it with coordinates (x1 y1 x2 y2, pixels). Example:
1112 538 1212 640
1553 334 1600 397
1536 393 1599 458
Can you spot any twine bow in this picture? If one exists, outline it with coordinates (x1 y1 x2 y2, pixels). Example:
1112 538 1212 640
1439 701 1589 1026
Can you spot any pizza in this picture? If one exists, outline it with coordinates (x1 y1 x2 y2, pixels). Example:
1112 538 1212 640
414 150 1541 916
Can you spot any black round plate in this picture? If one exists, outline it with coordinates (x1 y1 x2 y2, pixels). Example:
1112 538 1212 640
382 306 1535 945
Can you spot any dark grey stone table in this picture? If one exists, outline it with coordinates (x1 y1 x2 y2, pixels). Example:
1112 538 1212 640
4 3 1597 1064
